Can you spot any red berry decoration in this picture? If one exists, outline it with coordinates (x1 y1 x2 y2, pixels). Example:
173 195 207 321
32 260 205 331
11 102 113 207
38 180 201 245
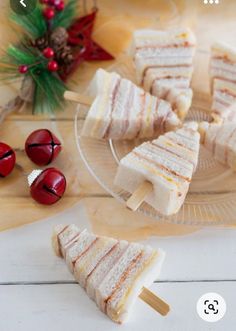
25 129 62 166
43 47 55 59
29 168 66 205
55 0 65 11
18 65 28 74
40 0 49 4
47 60 59 72
43 7 55 20
0 142 16 178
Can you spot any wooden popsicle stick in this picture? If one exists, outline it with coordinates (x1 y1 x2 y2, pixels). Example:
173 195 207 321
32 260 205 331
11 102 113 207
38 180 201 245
126 181 153 211
211 113 223 124
139 287 170 316
64 91 93 106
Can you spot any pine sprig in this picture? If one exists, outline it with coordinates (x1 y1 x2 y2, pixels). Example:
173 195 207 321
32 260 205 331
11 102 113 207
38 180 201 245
32 69 66 114
4 0 78 115
1 45 66 114
0 44 39 77
11 6 47 39
52 0 78 30
7 45 40 65
0 1 113 116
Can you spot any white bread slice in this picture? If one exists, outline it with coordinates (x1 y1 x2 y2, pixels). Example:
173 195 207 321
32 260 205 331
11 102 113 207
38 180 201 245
52 224 66 257
211 42 236 63
132 28 196 120
210 42 236 119
151 80 193 120
143 67 193 92
114 124 200 215
65 230 97 273
86 240 129 300
106 248 165 323
135 56 193 86
218 102 236 123
115 151 185 215
52 224 80 258
81 69 121 139
212 79 236 118
210 59 236 84
138 142 193 176
132 27 196 50
105 78 134 140
214 125 236 164
201 121 236 170
74 237 117 288
95 243 143 312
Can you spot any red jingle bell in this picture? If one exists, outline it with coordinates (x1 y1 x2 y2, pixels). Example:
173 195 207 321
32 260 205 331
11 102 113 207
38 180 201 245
28 168 66 205
25 129 62 166
0 142 16 177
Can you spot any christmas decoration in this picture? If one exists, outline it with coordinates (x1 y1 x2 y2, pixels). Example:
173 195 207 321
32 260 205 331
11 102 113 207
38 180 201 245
48 60 59 72
0 142 16 177
25 129 61 166
55 1 65 11
43 47 55 59
28 168 66 205
18 65 28 74
43 7 55 20
0 1 114 119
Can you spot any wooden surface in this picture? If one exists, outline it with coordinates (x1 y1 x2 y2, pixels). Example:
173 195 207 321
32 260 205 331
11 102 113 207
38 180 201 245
1 202 236 330
1 0 236 232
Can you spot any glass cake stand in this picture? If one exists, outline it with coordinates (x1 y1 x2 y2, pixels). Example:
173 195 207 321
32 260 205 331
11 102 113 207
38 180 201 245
74 59 236 226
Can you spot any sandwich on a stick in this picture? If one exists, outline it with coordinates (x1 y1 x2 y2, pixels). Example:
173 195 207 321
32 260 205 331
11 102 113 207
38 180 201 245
131 27 196 120
65 69 181 140
210 42 236 121
115 122 200 215
199 121 236 171
52 224 169 324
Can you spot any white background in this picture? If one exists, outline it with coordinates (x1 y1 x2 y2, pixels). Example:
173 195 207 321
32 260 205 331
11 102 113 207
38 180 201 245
0 202 236 331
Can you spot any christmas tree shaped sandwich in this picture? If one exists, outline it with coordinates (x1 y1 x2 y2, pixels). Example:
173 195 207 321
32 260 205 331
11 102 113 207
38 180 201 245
115 122 200 215
199 121 236 171
210 42 236 121
52 224 169 324
131 27 196 120
64 68 181 140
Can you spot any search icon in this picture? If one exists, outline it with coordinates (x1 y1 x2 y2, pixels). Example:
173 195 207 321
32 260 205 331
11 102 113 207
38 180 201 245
197 293 226 322
208 304 215 311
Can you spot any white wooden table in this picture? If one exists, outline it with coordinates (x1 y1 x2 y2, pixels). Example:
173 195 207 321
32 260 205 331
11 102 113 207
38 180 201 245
1 202 236 331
